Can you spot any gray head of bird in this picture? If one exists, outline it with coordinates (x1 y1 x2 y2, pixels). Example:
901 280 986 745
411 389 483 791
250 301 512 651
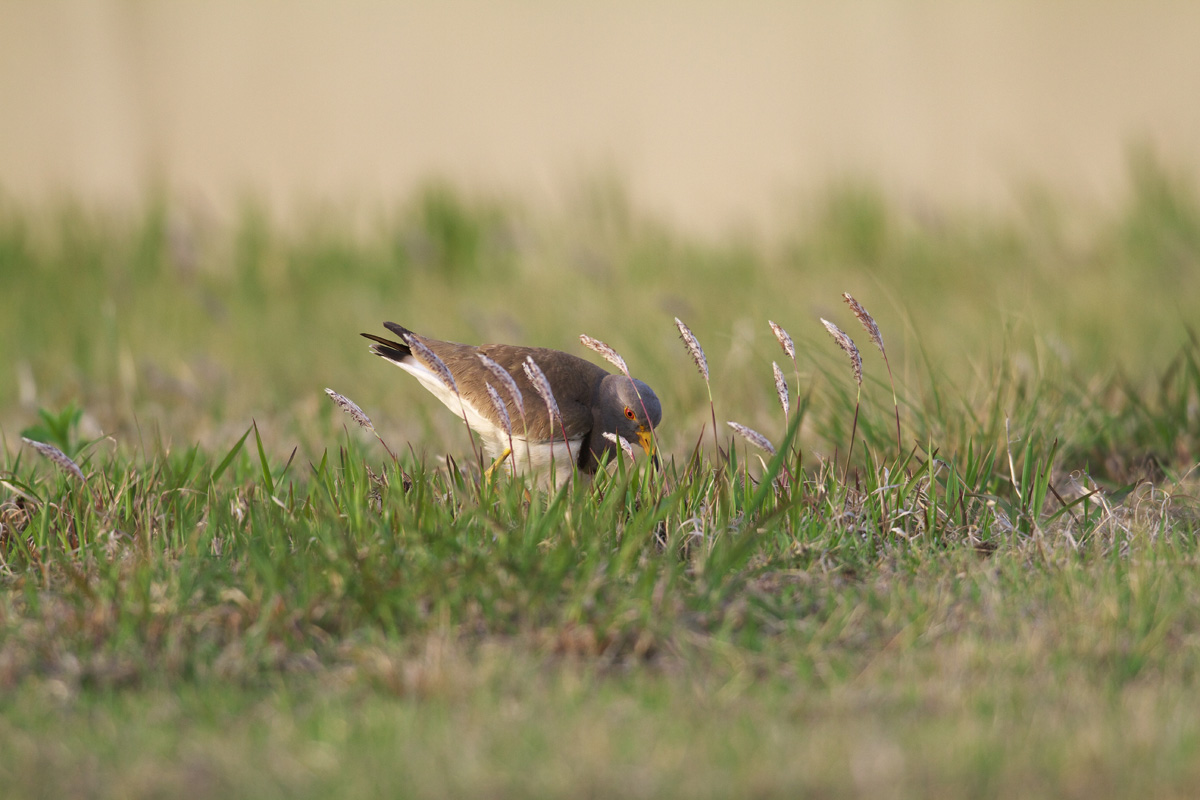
593 375 662 461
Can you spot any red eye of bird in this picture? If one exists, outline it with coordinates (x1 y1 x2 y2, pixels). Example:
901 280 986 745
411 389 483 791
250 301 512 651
624 406 637 420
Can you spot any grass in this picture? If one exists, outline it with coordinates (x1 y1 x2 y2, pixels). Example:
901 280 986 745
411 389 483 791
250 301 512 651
2 157 1200 797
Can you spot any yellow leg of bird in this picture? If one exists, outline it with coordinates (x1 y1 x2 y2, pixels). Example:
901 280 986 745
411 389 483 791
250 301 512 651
484 447 513 483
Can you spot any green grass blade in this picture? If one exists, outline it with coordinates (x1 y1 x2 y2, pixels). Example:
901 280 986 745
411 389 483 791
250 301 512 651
252 420 275 497
744 407 805 520
211 425 253 484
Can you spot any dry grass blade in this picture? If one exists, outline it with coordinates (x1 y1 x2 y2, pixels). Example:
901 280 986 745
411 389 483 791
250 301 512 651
325 388 375 432
772 361 789 422
602 431 635 460
579 334 629 378
21 437 86 484
402 333 458 394
768 320 795 361
675 317 709 382
820 318 862 387
726 422 777 456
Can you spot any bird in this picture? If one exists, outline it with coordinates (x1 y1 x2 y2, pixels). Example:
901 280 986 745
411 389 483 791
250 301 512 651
361 322 662 485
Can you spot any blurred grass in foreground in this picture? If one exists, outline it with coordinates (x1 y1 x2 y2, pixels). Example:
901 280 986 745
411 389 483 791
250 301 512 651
2 156 1200 798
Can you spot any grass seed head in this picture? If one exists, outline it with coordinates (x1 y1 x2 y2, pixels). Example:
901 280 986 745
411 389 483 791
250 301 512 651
522 356 561 421
602 431 635 460
675 317 709 383
768 320 795 361
484 382 512 436
726 421 777 455
477 353 525 421
820 318 863 387
22 437 86 483
579 334 630 378
772 361 789 416
843 292 885 357
325 388 375 432
402 333 458 394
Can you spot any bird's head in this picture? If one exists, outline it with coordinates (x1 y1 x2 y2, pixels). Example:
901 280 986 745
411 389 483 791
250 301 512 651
596 375 662 461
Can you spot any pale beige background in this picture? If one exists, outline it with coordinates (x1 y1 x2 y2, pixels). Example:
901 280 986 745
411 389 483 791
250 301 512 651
3 1 1200 232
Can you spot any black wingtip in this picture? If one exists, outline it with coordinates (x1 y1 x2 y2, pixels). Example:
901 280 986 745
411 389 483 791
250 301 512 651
382 321 415 340
361 331 411 362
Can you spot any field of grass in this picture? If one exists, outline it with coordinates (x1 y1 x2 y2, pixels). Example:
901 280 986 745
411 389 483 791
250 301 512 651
2 156 1200 798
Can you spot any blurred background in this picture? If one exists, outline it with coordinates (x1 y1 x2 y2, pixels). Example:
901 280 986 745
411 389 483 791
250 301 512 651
3 1 1200 467
5 1 1200 232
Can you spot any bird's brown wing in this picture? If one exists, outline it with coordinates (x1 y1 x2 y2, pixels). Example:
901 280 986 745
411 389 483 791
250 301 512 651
469 342 608 442
367 322 610 443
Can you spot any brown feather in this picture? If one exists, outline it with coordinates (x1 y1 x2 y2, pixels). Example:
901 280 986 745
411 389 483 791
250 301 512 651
390 330 610 443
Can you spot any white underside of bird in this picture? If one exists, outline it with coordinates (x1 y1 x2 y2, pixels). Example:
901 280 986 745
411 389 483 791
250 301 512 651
392 357 582 487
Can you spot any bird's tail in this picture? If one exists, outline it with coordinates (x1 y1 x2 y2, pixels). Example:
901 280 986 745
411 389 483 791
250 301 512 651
360 322 417 363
